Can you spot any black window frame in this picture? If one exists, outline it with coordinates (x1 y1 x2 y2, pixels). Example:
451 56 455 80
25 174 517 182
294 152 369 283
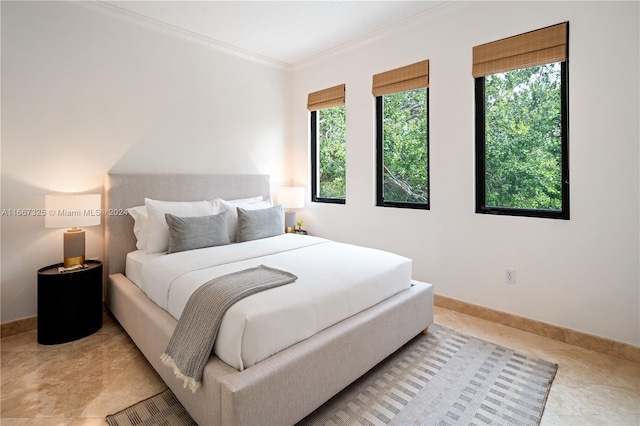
310 109 346 205
375 89 430 210
474 61 570 220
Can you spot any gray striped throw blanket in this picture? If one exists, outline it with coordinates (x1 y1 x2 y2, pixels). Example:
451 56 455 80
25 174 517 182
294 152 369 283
160 265 298 392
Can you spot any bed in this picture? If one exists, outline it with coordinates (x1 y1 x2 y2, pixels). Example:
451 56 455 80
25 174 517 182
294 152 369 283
104 173 434 426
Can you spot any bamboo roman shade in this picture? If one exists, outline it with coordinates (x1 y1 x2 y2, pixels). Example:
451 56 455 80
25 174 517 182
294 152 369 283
372 60 429 97
307 84 345 111
473 22 567 78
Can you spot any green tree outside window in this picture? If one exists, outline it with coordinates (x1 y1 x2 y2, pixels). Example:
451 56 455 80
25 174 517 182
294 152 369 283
317 106 346 199
484 63 563 211
380 88 428 205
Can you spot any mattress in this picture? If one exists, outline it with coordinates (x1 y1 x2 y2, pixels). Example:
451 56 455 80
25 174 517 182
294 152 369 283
126 234 412 370
125 249 163 288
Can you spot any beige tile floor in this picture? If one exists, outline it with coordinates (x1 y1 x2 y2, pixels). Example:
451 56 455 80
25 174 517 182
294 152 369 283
1 307 638 426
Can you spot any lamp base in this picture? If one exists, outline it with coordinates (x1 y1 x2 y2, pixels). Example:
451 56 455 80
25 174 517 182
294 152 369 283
63 228 86 267
284 211 296 234
64 256 86 268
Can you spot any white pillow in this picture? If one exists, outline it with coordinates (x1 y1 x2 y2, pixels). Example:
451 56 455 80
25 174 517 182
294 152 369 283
127 206 148 250
210 196 263 213
210 197 272 242
144 198 215 254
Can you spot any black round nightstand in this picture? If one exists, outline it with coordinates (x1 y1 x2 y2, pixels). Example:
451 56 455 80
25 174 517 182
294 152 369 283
37 260 103 345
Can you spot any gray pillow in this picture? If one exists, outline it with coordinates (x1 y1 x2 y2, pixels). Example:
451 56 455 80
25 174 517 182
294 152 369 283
236 205 284 242
165 211 229 254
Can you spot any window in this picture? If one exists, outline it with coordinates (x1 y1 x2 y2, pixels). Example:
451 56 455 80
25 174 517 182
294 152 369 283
374 61 429 209
309 85 346 204
474 23 569 219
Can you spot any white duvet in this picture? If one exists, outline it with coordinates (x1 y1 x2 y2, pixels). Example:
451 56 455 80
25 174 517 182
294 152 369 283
131 234 412 370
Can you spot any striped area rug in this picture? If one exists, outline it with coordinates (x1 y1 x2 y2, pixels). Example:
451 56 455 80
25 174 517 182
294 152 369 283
106 324 557 426
301 324 557 425
106 389 196 426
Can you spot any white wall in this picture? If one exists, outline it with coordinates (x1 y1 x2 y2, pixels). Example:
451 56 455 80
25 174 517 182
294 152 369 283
1 2 290 322
291 1 640 345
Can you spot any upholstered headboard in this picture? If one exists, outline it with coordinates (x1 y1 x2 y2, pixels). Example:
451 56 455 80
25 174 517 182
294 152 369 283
104 173 271 276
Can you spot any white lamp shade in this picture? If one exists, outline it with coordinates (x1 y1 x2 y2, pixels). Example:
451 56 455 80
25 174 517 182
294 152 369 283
277 187 304 209
45 194 101 228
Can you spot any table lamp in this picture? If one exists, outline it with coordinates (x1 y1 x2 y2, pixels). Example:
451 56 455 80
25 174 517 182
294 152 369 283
277 187 304 233
45 194 101 268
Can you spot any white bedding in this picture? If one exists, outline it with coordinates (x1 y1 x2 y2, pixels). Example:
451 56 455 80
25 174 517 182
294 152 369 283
127 234 412 370
126 249 163 288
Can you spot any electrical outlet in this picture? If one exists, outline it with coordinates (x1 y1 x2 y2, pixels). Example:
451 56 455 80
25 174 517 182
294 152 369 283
505 269 516 284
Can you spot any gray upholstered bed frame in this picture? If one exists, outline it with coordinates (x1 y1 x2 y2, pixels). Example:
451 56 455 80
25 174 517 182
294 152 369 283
104 173 434 426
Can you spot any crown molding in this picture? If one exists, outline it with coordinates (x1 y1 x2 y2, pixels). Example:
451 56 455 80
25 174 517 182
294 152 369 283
71 1 471 73
72 1 292 71
291 1 470 71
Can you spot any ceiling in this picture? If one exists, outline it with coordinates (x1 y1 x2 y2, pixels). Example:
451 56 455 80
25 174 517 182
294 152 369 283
103 1 447 67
